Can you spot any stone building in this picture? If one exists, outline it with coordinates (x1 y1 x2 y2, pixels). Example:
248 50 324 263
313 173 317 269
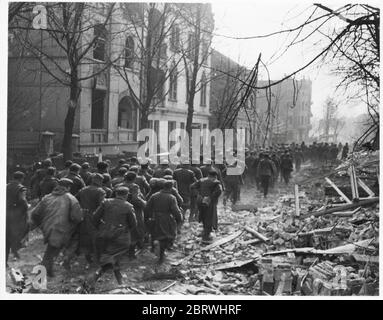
7 2 214 162
253 78 313 145
209 49 255 148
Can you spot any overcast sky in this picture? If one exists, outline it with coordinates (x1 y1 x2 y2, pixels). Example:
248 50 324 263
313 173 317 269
210 0 371 120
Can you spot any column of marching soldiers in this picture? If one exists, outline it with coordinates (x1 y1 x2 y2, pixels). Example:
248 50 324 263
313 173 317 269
6 141 349 290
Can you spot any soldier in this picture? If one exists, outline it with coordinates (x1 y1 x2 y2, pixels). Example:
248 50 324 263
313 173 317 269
110 159 126 179
257 153 275 198
191 170 223 244
31 178 83 277
79 162 92 186
188 163 203 222
38 166 59 199
153 160 170 178
173 164 197 215
222 163 243 207
64 163 85 196
57 160 73 179
127 184 147 258
75 173 106 266
294 148 304 172
280 152 294 185
342 142 349 159
116 171 137 190
6 171 29 265
139 163 153 183
30 158 52 199
245 151 256 185
270 153 280 186
111 167 128 188
145 180 182 263
129 165 151 197
252 152 261 189
88 186 137 289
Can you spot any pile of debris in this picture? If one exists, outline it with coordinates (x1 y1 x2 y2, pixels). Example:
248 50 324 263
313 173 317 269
170 153 379 296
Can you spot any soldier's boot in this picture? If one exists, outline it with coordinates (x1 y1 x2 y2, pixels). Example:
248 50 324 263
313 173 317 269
128 246 136 260
85 264 110 293
158 247 166 264
202 230 213 244
113 268 123 285
42 246 59 278
153 240 161 258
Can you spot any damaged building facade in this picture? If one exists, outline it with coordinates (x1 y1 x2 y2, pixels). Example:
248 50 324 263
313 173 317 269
8 3 214 162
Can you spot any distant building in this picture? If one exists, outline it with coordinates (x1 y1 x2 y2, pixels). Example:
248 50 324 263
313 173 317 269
209 49 255 148
254 78 313 145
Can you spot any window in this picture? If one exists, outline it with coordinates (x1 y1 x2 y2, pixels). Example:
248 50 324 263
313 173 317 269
200 72 207 106
169 64 177 101
149 67 165 104
118 96 137 131
91 89 106 129
93 24 107 61
149 7 162 43
201 36 209 59
170 25 180 51
168 121 176 149
187 32 195 59
124 36 134 68
122 3 143 24
160 43 167 59
153 120 160 153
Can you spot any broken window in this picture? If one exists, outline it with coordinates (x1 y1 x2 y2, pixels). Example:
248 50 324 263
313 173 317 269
91 89 106 129
169 63 177 101
124 36 135 68
93 24 107 61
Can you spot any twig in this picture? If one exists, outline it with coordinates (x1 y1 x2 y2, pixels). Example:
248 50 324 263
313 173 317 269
160 281 177 292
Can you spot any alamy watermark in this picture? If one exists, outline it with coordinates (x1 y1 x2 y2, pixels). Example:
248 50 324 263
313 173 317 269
137 128 246 175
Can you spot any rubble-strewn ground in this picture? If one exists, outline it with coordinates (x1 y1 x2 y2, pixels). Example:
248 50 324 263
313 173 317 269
6 158 379 296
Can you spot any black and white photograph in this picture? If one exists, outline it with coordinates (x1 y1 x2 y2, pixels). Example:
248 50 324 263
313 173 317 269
2 0 380 299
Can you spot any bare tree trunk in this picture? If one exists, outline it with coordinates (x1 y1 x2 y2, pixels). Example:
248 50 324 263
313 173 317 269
185 4 202 147
62 73 80 160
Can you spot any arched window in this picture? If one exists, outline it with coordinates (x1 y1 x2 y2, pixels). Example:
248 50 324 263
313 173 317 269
200 72 207 106
169 63 177 101
93 24 107 61
170 24 180 51
124 36 134 68
148 7 162 44
118 96 137 131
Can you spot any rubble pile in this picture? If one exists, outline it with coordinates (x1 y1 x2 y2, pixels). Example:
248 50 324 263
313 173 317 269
169 155 379 296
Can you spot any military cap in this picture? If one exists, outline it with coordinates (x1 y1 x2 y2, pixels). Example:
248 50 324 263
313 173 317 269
69 163 81 172
118 167 128 175
42 158 53 167
81 162 90 169
13 171 25 180
97 161 108 171
46 167 56 176
91 173 104 183
163 180 174 189
208 169 218 177
64 160 73 168
58 178 73 187
124 171 137 181
115 186 129 196
129 165 139 173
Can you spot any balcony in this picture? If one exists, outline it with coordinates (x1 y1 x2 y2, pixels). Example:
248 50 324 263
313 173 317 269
118 128 136 142
90 130 107 144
